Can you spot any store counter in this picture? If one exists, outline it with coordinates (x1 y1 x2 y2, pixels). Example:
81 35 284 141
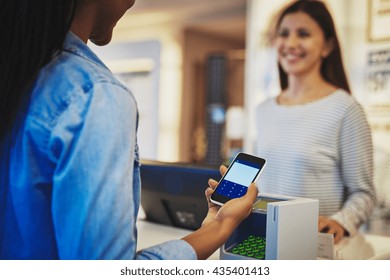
336 233 390 260
136 218 219 259
136 218 390 260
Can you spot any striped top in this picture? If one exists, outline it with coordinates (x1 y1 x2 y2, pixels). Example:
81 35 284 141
255 90 376 236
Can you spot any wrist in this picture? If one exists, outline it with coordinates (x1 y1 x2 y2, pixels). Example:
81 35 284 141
208 215 240 241
182 217 239 259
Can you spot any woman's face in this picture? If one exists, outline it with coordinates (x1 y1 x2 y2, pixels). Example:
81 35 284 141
90 0 136 46
274 11 331 78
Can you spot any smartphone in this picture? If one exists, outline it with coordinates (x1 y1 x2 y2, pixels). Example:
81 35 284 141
210 152 266 206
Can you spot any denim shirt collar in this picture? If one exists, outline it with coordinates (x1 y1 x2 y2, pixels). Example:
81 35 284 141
64 32 110 72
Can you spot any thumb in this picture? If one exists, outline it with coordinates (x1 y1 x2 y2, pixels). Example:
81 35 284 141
243 183 258 202
235 183 258 218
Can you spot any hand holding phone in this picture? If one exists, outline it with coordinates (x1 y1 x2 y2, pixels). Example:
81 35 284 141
210 152 266 206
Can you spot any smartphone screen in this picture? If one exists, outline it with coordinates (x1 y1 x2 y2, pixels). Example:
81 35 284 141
210 153 266 206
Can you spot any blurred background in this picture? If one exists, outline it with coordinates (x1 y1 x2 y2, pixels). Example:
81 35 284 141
91 0 390 235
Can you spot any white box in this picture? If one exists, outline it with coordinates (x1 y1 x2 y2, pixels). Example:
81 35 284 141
220 193 319 260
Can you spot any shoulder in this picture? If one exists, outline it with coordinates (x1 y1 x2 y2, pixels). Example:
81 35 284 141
331 89 361 107
28 46 135 130
325 89 366 117
329 91 371 135
256 97 277 110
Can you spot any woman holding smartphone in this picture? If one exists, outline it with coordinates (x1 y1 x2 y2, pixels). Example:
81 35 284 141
255 0 376 243
0 0 257 259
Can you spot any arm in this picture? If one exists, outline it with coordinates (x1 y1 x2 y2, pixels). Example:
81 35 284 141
330 101 376 237
49 82 140 259
48 82 231 260
182 165 258 260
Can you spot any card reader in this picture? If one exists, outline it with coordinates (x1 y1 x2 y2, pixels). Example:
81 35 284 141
220 193 319 260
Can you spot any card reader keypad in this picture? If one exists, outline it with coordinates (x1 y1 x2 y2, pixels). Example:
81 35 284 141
227 235 266 259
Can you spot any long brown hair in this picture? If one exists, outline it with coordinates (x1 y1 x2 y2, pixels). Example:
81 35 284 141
273 0 351 93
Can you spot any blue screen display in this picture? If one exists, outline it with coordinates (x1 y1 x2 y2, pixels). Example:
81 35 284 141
215 160 260 199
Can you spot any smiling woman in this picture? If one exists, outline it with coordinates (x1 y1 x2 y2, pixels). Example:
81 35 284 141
275 12 335 96
255 0 376 244
270 0 350 96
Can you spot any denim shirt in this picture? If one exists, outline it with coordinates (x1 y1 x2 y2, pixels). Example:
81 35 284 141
0 32 196 260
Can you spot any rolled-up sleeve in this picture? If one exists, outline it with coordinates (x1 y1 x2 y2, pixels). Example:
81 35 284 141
136 240 197 260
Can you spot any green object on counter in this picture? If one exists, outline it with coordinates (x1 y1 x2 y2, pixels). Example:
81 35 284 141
227 235 266 259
